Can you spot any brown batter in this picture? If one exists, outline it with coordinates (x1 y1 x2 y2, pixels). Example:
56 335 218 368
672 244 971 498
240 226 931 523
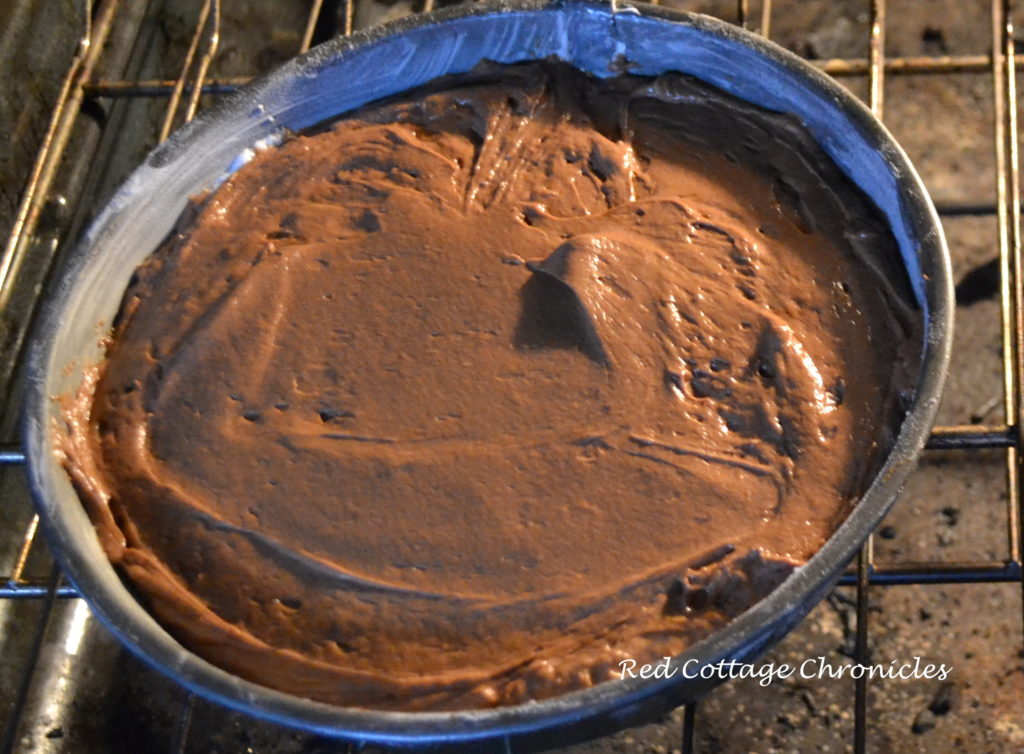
58 62 918 710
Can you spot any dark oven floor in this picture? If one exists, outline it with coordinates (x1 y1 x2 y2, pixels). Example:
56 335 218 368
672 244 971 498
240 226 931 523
1 1 1023 752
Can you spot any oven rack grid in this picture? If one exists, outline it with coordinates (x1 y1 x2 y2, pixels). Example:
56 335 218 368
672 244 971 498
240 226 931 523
1 1 1021 752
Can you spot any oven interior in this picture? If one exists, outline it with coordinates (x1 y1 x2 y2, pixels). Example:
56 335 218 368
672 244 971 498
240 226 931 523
1 1 1022 752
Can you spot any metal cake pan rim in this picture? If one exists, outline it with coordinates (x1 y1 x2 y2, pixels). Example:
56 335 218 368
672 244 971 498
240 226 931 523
21 0 953 744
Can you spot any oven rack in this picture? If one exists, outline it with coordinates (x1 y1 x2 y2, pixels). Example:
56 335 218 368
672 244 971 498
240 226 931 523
1 1 1021 752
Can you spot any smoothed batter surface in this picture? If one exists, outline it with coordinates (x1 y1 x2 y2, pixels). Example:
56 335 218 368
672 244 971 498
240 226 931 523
59 62 918 710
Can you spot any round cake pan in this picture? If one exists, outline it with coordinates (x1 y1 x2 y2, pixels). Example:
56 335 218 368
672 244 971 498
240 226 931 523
23 0 953 747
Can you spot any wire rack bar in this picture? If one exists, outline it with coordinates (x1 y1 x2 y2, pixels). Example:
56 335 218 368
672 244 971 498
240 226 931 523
9 514 38 584
80 51 1024 99
925 424 1016 449
821 52 1019 75
852 1 885 748
300 0 327 52
343 0 356 37
937 202 1019 216
0 448 26 464
993 0 1024 586
839 559 1023 586
759 0 771 38
853 545 871 751
0 583 81 599
159 0 221 142
0 422 1013 471
75 52 1024 99
1003 0 1024 643
682 701 697 754
0 0 120 318
2 0 1024 752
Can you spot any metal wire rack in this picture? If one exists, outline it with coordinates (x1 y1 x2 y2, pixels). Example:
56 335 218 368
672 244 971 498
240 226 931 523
0 0 1021 751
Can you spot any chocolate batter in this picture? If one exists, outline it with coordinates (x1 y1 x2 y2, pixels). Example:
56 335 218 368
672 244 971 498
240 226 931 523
58 62 918 710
